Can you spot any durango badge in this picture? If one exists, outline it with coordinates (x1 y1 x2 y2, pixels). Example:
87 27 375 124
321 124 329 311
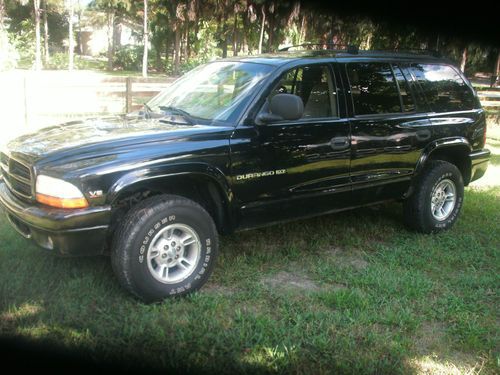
236 169 287 181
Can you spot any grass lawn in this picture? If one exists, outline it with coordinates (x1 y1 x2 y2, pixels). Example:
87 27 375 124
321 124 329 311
0 131 499 374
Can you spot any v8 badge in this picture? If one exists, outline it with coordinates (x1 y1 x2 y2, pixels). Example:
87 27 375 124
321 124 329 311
88 190 103 198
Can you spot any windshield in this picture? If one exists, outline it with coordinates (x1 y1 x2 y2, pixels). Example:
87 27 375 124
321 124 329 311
146 61 274 123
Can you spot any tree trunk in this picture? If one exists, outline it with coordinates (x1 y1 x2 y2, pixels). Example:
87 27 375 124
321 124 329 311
0 0 5 29
183 19 189 61
34 0 42 70
193 2 199 58
495 51 500 77
232 13 238 56
220 9 228 58
258 6 265 54
154 39 162 71
174 22 181 75
77 9 83 55
298 14 306 45
68 2 74 70
42 0 49 63
186 23 190 59
267 15 274 51
221 37 227 58
142 0 148 78
106 10 114 71
460 46 468 73
493 50 500 87
242 12 249 54
163 34 169 69
113 20 121 49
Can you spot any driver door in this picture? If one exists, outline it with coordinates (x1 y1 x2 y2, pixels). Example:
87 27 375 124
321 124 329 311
230 63 352 229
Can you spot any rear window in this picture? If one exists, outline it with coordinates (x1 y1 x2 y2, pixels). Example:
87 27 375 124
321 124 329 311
346 63 402 115
410 64 476 112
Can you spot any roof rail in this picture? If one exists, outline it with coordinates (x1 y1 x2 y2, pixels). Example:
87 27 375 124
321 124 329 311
278 43 441 58
370 49 442 58
279 43 359 54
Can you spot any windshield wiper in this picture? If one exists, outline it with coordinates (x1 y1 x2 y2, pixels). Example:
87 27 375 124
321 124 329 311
159 106 194 125
142 102 153 119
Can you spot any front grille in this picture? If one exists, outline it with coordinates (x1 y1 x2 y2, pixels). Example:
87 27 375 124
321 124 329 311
0 152 33 199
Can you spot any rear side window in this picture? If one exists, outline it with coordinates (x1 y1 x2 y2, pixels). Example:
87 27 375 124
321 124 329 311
410 64 476 112
346 63 401 115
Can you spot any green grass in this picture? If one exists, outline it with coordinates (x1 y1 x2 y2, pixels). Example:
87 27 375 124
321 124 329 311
0 185 499 374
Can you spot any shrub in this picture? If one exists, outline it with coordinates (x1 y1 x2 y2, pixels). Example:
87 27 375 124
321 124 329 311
113 45 143 71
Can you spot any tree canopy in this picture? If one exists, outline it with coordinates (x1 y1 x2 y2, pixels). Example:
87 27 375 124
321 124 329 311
1 0 499 77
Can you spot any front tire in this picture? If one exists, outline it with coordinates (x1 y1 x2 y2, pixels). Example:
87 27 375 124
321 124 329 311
111 194 218 302
403 160 464 233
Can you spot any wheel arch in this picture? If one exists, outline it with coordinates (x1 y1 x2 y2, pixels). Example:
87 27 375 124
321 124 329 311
107 164 235 235
414 137 472 186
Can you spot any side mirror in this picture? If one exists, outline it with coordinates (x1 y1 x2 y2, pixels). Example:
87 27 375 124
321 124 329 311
256 94 304 125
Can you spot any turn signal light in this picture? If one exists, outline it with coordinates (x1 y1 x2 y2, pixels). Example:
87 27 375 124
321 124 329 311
36 193 89 209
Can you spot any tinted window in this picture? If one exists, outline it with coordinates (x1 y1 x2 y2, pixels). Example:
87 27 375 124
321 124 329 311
410 64 476 112
392 65 415 112
347 63 401 115
269 65 337 118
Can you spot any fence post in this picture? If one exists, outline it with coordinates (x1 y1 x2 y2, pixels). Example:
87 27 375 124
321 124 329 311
125 77 132 113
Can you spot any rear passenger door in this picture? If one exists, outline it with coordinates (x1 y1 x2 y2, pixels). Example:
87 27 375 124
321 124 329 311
342 61 432 203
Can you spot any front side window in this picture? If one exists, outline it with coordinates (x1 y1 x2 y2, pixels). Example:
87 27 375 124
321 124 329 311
267 64 338 119
346 62 401 115
410 64 476 112
147 61 273 122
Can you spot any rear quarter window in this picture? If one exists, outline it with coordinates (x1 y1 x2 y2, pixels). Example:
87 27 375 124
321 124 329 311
410 64 476 112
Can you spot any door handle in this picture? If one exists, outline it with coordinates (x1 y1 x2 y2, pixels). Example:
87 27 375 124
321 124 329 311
330 136 350 151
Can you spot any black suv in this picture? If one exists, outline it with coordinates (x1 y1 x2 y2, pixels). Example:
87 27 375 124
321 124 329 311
0 49 490 302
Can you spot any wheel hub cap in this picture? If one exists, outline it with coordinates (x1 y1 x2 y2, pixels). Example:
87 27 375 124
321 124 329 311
431 179 456 221
147 223 201 284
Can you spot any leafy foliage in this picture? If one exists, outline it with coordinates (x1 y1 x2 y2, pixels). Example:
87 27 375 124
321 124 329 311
0 0 499 77
112 44 143 70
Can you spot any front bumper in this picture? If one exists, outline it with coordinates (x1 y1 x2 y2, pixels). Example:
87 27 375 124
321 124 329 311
0 181 112 256
469 149 490 183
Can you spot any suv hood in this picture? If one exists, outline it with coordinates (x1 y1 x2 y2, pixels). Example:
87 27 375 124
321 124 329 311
5 115 232 164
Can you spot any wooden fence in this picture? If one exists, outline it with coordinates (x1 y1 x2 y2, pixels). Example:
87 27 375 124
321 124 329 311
1 72 176 134
475 87 500 112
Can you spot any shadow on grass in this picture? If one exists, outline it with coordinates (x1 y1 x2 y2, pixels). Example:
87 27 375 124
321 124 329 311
0 188 498 374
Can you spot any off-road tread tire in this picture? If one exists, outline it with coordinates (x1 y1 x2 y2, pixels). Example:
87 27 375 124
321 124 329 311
403 160 464 234
111 194 218 303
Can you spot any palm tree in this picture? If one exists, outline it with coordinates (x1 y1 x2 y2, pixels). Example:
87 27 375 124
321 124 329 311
142 0 147 77
33 0 42 70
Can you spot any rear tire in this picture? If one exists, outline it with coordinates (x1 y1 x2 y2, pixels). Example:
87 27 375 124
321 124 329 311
403 160 464 233
111 194 218 303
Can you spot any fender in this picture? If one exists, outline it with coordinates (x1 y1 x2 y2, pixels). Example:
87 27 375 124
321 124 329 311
106 162 235 230
107 162 232 203
413 137 472 177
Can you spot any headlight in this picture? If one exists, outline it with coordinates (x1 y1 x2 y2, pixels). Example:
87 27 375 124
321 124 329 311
36 175 88 209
